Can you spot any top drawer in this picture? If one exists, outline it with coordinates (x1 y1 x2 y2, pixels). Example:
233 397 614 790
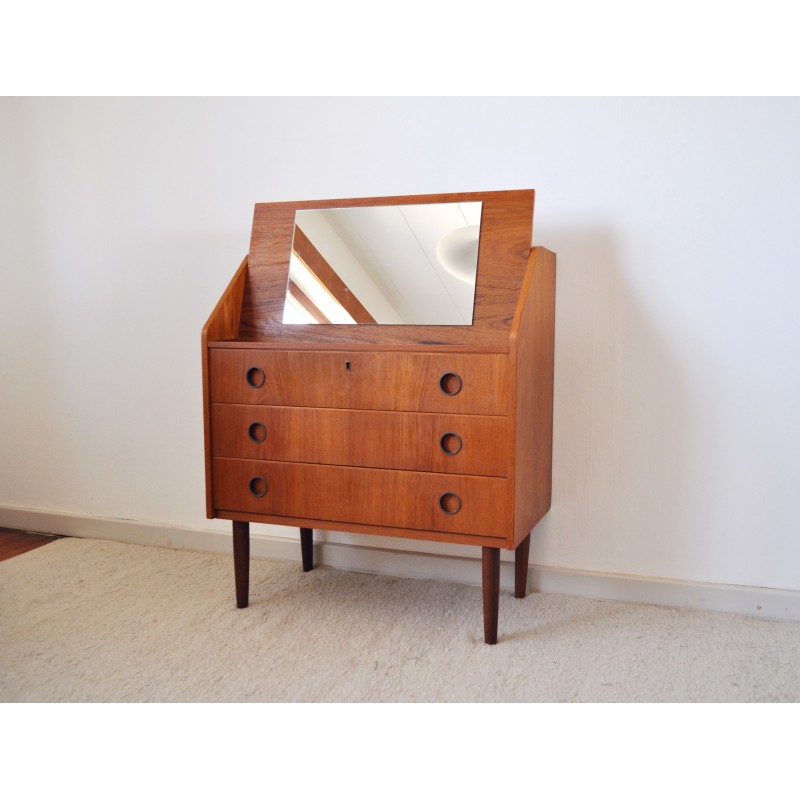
208 349 511 415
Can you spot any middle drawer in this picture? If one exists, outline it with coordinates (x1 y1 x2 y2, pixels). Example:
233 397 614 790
211 404 512 477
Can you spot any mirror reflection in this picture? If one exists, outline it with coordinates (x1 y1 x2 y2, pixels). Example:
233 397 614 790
282 201 482 325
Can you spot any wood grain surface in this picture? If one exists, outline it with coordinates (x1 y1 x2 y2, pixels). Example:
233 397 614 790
202 256 249 516
238 190 534 347
510 246 557 547
0 529 60 561
209 349 511 416
210 404 512 476
212 457 513 539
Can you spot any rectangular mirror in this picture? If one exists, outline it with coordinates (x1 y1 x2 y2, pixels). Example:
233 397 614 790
282 201 482 325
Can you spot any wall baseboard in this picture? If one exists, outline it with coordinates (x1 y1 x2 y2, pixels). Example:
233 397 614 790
2 504 798 622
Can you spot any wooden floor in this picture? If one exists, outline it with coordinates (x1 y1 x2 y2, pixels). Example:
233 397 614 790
0 528 62 561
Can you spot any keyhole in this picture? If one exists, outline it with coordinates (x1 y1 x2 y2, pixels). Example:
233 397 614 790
345 360 351 371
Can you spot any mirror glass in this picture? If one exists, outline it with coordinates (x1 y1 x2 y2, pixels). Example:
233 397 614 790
282 201 482 325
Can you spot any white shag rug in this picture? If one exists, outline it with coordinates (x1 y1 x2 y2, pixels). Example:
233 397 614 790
1 537 798 702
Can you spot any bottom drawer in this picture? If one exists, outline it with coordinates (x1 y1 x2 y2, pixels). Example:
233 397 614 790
212 458 512 539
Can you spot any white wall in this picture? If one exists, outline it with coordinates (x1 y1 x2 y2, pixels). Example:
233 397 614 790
1 97 798 596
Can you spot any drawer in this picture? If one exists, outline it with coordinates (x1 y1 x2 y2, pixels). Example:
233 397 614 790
208 349 510 415
212 458 512 538
210 404 512 477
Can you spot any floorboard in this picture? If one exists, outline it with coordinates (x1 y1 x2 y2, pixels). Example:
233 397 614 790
0 528 62 561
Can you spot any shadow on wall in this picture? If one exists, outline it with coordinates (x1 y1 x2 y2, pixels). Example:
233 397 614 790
245 224 696 586
531 225 692 582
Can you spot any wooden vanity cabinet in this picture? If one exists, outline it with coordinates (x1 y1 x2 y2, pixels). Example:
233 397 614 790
202 190 555 644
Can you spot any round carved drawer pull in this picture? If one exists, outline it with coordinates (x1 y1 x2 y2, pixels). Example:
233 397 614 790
246 367 266 388
439 372 462 396
248 422 267 443
249 477 268 497
440 432 462 455
439 492 462 515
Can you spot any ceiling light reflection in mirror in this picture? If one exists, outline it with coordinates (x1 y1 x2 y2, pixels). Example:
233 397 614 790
282 201 482 325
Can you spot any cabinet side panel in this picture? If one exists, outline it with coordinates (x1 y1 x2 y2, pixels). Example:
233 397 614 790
203 257 249 518
511 247 556 547
204 256 248 342
202 339 215 518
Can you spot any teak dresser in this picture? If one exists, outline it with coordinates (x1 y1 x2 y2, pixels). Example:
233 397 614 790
202 190 556 643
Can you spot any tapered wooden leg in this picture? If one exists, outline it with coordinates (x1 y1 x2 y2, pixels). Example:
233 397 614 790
300 527 313 572
232 520 250 608
514 534 531 599
482 547 500 645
